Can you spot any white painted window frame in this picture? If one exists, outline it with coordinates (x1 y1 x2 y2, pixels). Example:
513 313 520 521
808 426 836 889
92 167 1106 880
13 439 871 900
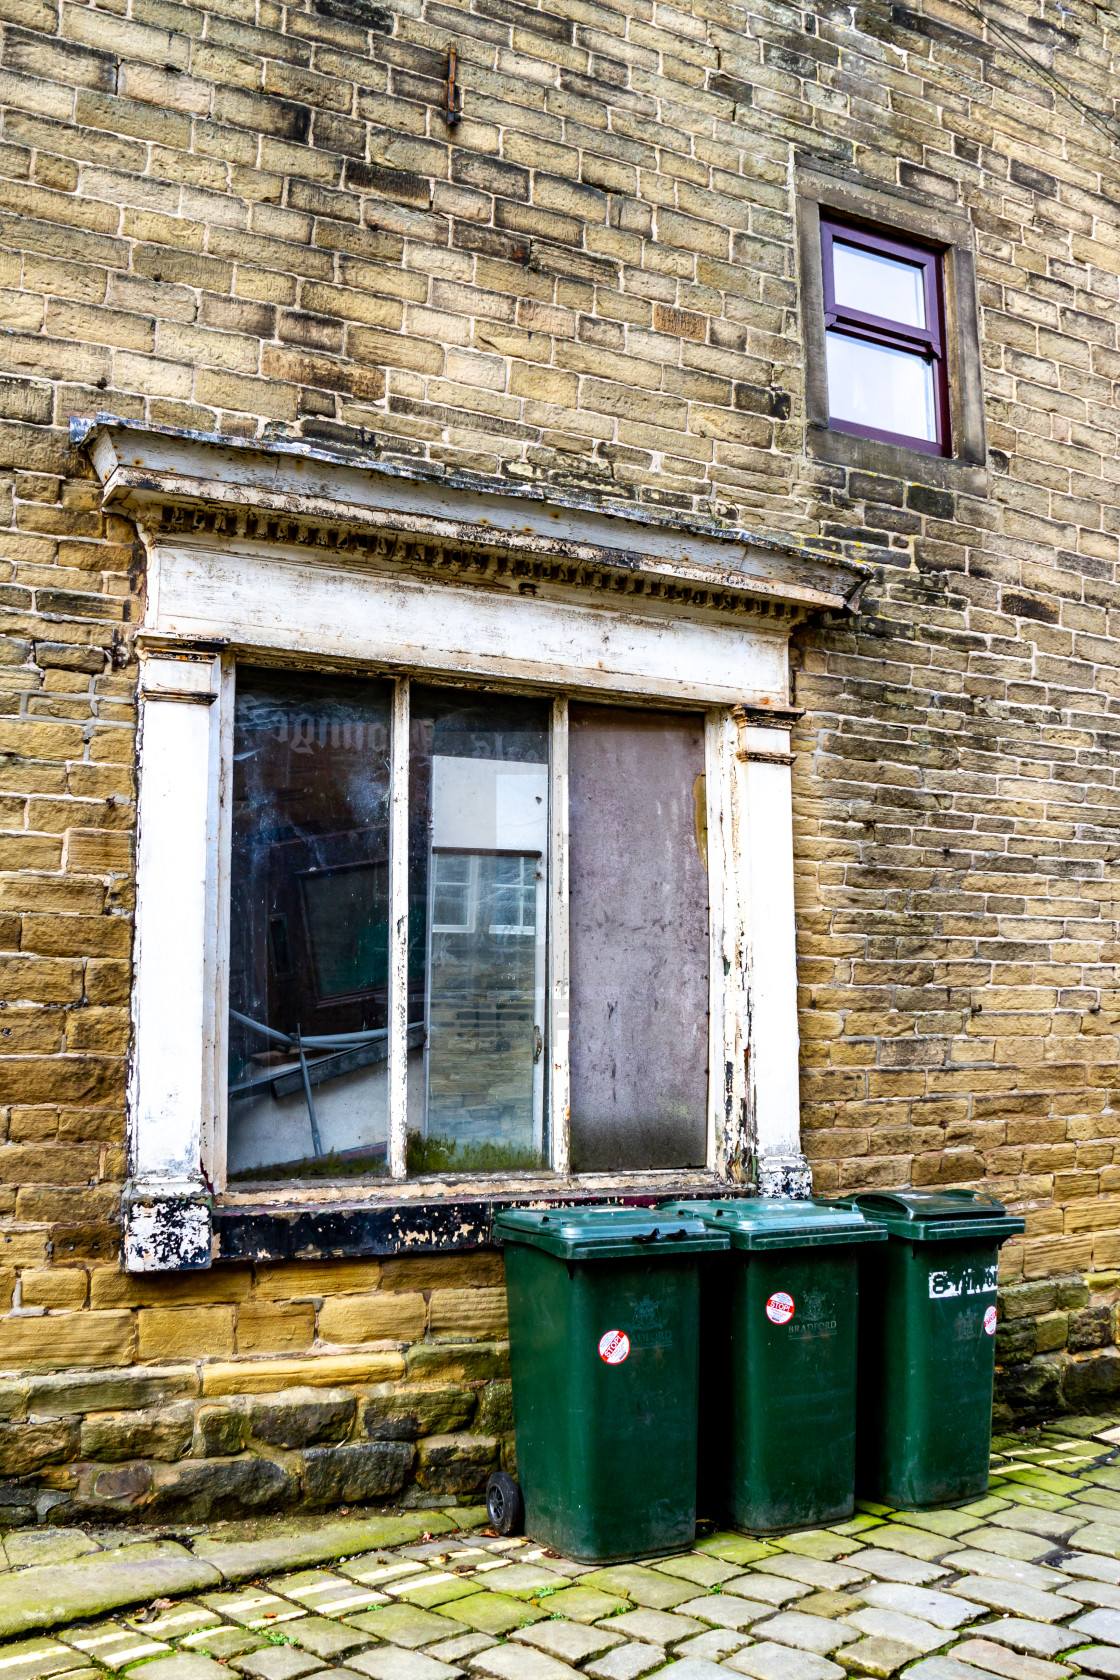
87 420 868 1267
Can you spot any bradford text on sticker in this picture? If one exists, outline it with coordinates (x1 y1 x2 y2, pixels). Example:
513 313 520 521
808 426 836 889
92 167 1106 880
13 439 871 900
599 1329 630 1364
983 1306 997 1336
765 1291 795 1325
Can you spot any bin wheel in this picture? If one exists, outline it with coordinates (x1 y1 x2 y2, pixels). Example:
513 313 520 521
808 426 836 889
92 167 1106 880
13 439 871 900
486 1471 523 1536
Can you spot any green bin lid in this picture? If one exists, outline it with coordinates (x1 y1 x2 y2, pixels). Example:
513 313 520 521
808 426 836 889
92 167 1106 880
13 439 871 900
658 1197 887 1250
833 1190 1026 1243
492 1205 730 1261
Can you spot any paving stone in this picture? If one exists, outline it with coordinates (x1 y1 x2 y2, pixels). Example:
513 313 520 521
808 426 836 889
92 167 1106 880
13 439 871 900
959 1529 1060 1563
182 1630 264 1659
469 1646 576 1679
724 1642 846 1680
844 1607 954 1653
950 1552 1070 1591
286 1617 374 1658
390 1574 483 1610
582 1564 697 1608
346 1606 468 1649
268 1571 388 1617
869 1528 964 1563
780 1535 863 1563
348 1652 460 1680
1060 1558 1120 1585
950 1637 1071 1680
994 1518 1081 1538
199 1591 306 1629
755 1558 869 1591
796 1592 867 1619
672 1594 770 1630
646 1662 730 1679
585 1646 666 1680
474 1565 560 1598
119 1659 228 1680
3 1534 101 1569
1070 1611 1120 1644
605 1606 708 1641
533 1585 625 1622
229 1648 326 1680
970 1621 1081 1658
730 1575 814 1606
895 1512 979 1539
656 1554 745 1587
60 1624 171 1671
0 1549 223 1641
1056 1581 1120 1610
755 1610 862 1655
861 1582 983 1628
192 1518 456 1585
0 1638 93 1680
849 1551 950 1585
834 1635 922 1676
423 1636 494 1662
122 1607 222 1639
949 1578 1078 1622
673 1628 752 1660
696 1537 775 1566
904 1658 999 1680
449 1592 547 1634
1064 1649 1120 1678
509 1621 624 1661
1067 1530 1120 1561
343 1560 428 1588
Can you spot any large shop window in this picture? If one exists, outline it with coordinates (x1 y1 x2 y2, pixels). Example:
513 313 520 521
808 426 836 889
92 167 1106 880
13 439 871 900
225 669 709 1183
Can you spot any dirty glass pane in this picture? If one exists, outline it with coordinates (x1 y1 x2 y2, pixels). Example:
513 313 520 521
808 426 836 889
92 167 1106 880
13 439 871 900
227 667 392 1180
826 329 936 442
408 686 549 1175
568 705 709 1172
833 239 926 327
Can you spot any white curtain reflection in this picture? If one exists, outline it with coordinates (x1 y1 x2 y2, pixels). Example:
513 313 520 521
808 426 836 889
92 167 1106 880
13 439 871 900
826 330 936 442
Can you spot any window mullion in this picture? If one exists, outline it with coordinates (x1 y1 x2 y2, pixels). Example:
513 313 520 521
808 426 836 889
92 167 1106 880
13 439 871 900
388 675 410 1178
548 696 570 1174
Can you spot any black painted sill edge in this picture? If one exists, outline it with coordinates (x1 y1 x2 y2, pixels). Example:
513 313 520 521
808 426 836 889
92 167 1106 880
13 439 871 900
213 1184 756 1262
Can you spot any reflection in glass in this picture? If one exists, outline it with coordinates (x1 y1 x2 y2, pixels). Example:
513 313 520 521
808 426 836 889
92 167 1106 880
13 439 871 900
227 668 393 1180
408 688 549 1175
568 706 709 1172
833 240 926 327
826 330 936 442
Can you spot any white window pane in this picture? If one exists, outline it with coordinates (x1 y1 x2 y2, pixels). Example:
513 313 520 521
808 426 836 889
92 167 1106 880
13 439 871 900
833 240 926 328
432 854 474 932
826 330 937 442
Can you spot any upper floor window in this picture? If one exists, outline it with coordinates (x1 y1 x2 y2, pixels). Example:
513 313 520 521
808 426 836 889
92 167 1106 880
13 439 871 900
821 219 950 457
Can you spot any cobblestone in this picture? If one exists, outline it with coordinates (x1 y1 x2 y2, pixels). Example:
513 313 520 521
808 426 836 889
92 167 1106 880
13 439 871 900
5 1417 1120 1680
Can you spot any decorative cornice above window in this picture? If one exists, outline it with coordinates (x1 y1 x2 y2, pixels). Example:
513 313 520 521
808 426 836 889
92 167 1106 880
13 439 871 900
75 415 870 624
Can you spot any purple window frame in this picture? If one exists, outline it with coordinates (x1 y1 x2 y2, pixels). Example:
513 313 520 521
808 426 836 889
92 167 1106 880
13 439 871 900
821 218 951 457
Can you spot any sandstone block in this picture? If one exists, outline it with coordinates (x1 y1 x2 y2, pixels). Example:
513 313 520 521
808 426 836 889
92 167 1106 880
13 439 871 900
201 1353 404 1395
242 1385 355 1449
148 1455 298 1521
428 1288 507 1339
235 1301 315 1353
318 1292 426 1345
79 1402 193 1463
414 1431 498 1495
137 1306 235 1360
193 1405 246 1458
359 1382 475 1441
27 1364 198 1415
300 1440 413 1507
0 1311 133 1369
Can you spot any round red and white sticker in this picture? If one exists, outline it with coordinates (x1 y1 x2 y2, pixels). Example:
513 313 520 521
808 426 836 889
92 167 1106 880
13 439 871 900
983 1306 997 1336
766 1291 795 1326
599 1329 630 1364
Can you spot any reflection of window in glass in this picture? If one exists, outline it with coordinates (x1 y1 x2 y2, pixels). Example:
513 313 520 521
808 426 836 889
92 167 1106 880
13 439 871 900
821 218 949 455
490 855 537 935
431 853 475 933
226 668 393 1182
409 688 549 1176
568 705 709 1173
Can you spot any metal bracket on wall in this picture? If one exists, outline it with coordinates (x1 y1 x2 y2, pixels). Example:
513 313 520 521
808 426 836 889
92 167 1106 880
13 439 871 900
446 44 461 126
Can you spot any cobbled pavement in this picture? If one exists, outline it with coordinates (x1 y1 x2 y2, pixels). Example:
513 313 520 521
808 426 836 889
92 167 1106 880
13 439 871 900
6 1417 1120 1680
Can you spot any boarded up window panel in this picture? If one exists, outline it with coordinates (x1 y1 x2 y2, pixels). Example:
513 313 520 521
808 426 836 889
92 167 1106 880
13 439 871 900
568 705 709 1172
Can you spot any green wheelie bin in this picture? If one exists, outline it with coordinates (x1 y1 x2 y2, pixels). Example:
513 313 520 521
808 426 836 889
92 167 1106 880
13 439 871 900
492 1205 729 1562
661 1197 886 1533
834 1189 1025 1508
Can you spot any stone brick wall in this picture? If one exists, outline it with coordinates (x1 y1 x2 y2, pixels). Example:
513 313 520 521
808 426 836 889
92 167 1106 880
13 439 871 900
0 0 1107 1511
0 1251 512 1524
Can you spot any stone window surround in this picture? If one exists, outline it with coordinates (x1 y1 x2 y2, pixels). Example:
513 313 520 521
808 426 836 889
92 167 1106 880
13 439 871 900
78 417 869 1272
798 163 988 494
